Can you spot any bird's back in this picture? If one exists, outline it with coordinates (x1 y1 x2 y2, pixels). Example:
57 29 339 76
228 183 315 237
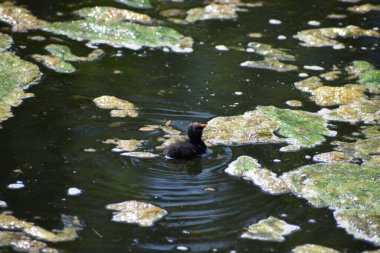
164 140 205 159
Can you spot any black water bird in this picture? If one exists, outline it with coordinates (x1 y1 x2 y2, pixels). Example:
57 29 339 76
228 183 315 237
164 122 207 160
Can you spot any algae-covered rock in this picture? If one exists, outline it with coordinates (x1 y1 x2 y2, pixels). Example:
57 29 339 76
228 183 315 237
115 0 152 9
75 6 152 24
334 209 380 246
0 32 12 52
292 244 340 253
0 52 41 128
257 106 335 150
185 4 241 23
348 4 380 14
106 200 167 227
93 95 138 118
247 42 296 61
43 18 193 53
120 151 159 158
241 57 298 72
45 44 104 62
241 216 300 242
296 25 380 49
225 156 289 194
32 54 76 74
310 84 367 106
318 98 380 124
203 110 283 146
312 151 353 163
281 163 380 210
294 77 324 93
0 1 46 32
103 139 143 152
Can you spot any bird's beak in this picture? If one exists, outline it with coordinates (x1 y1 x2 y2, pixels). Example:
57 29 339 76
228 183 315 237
201 124 207 129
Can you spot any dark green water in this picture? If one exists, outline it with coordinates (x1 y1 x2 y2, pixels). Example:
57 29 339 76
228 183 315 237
0 0 379 252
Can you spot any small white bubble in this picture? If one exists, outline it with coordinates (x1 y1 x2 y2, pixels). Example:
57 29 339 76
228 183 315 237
215 45 229 51
307 20 320 26
67 187 82 196
234 91 243 96
277 35 287 40
176 246 188 251
298 72 309 77
303 65 325 71
269 19 282 25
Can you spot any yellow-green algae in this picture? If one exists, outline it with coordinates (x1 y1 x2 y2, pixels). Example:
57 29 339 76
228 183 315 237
0 231 48 252
42 17 193 53
241 216 300 242
281 163 380 210
292 244 340 253
225 156 289 194
346 61 376 77
115 0 152 9
93 95 138 118
106 200 167 227
247 42 296 61
241 57 298 72
334 209 380 246
103 138 143 152
257 106 335 150
75 6 152 24
346 61 379 94
185 4 241 23
294 76 324 93
348 4 380 14
320 70 341 81
31 54 76 74
332 137 380 163
361 125 380 138
312 151 353 163
0 1 46 32
0 52 41 128
45 44 104 62
296 25 380 49
310 84 367 106
0 32 12 52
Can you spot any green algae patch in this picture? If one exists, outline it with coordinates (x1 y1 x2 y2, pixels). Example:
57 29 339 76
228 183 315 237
103 138 143 152
333 137 380 163
359 70 380 88
310 84 367 106
361 125 380 138
346 61 376 76
0 1 46 32
185 4 241 23
320 70 341 81
106 200 167 227
0 32 12 52
281 163 380 210
75 6 152 24
312 151 353 163
257 106 335 150
296 25 380 49
247 42 296 61
43 19 193 53
93 95 138 118
32 54 76 74
225 156 289 194
294 77 324 93
292 244 340 253
318 98 380 124
45 44 104 62
241 57 298 72
241 216 300 242
203 110 284 146
348 4 380 14
115 0 152 9
334 209 380 246
0 52 41 128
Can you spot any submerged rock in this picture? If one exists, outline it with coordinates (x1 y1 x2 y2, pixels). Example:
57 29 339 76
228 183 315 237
0 32 12 52
334 209 380 246
292 244 340 253
296 25 380 49
312 151 353 163
241 216 300 242
281 163 380 210
225 156 289 194
348 4 380 14
75 6 152 24
247 42 296 61
241 57 298 72
103 139 143 152
185 4 241 22
115 0 152 9
45 44 104 62
0 1 46 32
32 54 76 74
0 52 41 128
106 200 167 227
93 95 138 118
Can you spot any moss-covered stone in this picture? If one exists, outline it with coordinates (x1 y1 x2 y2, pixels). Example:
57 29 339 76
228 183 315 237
185 4 241 22
312 151 353 163
241 57 298 72
334 209 380 246
241 216 300 242
225 156 289 194
43 18 193 53
103 138 143 152
115 0 152 9
348 4 380 14
292 244 340 253
257 106 335 150
0 52 40 128
0 32 12 52
0 1 46 32
93 95 138 118
106 200 167 227
32 54 76 74
247 42 296 61
75 6 152 24
45 44 104 62
281 163 380 210
296 25 380 49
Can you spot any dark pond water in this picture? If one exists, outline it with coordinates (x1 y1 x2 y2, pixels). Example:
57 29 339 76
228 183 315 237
0 0 379 252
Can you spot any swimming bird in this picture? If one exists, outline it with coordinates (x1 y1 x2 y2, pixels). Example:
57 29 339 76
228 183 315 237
164 122 207 160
